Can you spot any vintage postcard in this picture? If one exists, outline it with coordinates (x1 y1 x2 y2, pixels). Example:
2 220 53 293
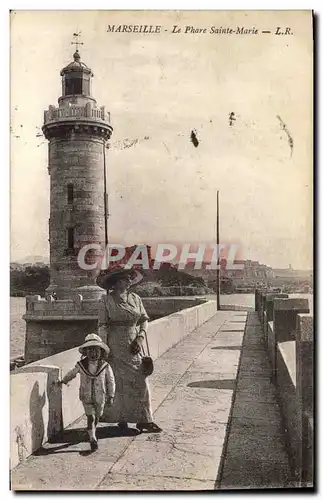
10 10 313 491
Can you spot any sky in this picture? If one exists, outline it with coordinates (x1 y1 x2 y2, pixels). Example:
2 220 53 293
10 10 313 269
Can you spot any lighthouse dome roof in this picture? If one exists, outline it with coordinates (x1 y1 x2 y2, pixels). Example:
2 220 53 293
60 51 93 76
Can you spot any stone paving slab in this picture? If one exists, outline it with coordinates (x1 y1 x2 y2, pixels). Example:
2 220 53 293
187 361 239 376
160 346 205 360
151 358 192 377
11 442 116 490
150 385 174 412
220 326 246 332
110 440 223 481
194 347 241 365
95 473 215 491
189 351 240 374
153 387 233 425
178 370 239 386
210 331 244 345
136 419 228 446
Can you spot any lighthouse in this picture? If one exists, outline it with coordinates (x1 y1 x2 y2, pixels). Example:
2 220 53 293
24 42 113 362
42 45 112 300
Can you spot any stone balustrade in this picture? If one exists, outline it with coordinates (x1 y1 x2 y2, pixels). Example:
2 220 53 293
43 104 111 125
256 289 313 486
25 294 100 320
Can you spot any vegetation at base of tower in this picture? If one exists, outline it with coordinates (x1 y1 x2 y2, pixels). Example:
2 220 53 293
10 263 50 297
9 262 214 297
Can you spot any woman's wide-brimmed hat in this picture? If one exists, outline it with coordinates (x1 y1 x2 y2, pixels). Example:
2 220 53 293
96 265 143 290
79 333 110 355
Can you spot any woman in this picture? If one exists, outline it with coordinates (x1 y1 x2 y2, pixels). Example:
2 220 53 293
97 266 162 433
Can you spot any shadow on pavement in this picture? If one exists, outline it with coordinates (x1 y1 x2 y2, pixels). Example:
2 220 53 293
187 380 236 390
45 425 138 445
34 443 77 455
34 425 140 456
211 346 241 350
219 329 245 333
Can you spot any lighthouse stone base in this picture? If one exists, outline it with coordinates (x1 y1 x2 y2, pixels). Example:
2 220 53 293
24 294 103 364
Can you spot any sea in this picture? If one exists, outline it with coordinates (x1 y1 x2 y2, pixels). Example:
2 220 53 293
10 293 314 360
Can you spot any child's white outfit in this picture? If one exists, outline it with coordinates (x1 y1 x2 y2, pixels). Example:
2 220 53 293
60 333 115 449
62 357 115 418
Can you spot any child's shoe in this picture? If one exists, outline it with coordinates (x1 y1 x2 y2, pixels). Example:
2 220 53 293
88 428 98 451
90 438 98 451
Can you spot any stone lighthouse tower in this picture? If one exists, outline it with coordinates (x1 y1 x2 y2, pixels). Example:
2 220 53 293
43 47 112 299
24 45 113 362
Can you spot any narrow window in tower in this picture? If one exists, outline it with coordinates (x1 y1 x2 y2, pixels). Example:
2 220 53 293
67 184 74 204
67 228 75 250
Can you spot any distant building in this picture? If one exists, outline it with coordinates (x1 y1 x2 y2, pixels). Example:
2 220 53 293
272 268 313 279
222 259 273 280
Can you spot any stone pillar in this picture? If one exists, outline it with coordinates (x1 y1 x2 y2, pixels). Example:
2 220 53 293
259 289 268 324
270 298 310 378
260 291 268 329
263 293 289 347
255 288 266 313
296 314 313 485
255 289 260 312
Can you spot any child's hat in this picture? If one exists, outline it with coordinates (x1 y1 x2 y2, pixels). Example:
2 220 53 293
78 333 110 355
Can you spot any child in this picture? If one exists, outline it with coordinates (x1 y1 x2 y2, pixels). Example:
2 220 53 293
55 333 115 451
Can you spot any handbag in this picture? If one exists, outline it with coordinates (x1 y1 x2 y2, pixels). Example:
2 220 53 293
140 330 154 377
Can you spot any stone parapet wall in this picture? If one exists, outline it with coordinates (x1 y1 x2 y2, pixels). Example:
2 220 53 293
24 295 207 320
256 290 314 486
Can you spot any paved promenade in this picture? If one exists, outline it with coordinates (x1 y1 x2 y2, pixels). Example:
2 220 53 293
11 311 292 491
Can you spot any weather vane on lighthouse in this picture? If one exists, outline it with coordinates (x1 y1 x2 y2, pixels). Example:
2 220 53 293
71 31 83 52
